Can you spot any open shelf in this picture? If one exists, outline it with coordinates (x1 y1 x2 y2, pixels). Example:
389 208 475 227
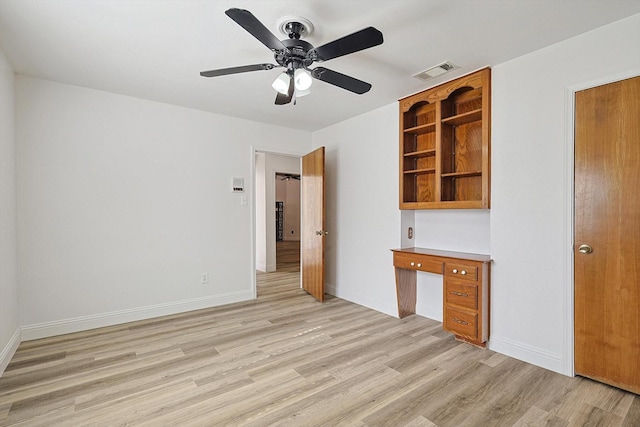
404 122 437 135
404 168 436 175
404 149 436 158
441 109 482 127
398 68 491 210
441 171 482 178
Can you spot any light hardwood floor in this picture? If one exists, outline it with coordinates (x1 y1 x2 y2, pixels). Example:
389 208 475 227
1 241 638 426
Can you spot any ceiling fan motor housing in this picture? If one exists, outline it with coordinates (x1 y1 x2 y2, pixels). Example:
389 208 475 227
276 39 315 71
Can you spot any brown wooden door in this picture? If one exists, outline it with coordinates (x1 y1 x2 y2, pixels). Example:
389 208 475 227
574 75 640 394
301 147 325 302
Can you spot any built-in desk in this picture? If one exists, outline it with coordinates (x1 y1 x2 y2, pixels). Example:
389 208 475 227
391 247 491 347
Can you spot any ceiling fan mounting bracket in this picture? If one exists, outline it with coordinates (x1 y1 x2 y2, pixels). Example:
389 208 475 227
276 15 314 39
285 22 304 39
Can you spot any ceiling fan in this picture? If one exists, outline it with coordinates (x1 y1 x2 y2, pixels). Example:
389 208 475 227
200 8 384 105
277 173 300 181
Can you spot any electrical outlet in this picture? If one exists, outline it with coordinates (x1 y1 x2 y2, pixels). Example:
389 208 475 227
201 272 209 284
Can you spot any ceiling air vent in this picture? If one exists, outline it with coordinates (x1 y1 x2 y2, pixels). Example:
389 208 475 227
413 61 459 81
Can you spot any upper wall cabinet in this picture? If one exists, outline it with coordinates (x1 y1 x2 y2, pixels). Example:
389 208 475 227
399 68 491 210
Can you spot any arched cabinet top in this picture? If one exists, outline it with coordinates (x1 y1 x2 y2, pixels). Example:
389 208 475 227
399 68 488 112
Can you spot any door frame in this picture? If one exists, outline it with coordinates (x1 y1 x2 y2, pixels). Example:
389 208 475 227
563 68 640 377
250 145 306 298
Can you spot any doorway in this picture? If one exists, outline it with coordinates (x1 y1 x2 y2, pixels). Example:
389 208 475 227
254 151 302 295
275 173 301 274
253 147 326 302
574 75 640 394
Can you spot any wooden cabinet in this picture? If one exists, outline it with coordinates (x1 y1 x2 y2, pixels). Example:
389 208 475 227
443 260 489 345
399 68 491 209
392 247 490 347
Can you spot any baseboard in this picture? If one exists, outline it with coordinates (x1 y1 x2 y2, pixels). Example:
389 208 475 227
0 328 21 376
488 334 566 375
256 263 277 273
21 290 254 341
325 282 336 296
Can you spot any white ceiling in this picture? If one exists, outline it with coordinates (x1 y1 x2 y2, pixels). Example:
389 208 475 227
1 0 639 132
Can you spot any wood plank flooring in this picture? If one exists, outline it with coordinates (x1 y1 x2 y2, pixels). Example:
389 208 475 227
1 241 638 426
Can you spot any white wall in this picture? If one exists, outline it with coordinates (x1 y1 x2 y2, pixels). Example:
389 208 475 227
311 13 640 376
16 76 311 339
0 47 19 374
489 13 640 375
414 210 490 321
312 103 401 316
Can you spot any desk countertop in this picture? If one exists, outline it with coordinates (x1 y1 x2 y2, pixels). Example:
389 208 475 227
391 247 491 263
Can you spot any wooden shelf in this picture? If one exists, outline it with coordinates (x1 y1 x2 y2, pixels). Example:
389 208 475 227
404 149 436 158
442 109 482 126
404 168 435 175
398 68 491 210
404 122 436 135
441 171 482 178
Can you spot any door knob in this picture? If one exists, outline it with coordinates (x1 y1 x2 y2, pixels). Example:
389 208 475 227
578 244 593 254
315 230 328 236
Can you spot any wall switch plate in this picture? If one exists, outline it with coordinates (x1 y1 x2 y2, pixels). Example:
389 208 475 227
201 272 209 284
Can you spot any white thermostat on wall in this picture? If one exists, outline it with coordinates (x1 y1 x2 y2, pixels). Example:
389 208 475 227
232 177 244 192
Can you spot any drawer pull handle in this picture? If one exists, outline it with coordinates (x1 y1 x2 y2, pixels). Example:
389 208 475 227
452 269 458 274
410 262 415 266
417 263 422 267
451 291 468 297
461 270 467 275
453 318 469 325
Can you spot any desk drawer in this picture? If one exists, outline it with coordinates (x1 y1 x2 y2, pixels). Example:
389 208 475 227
444 306 478 340
444 262 478 281
394 252 442 274
445 280 478 310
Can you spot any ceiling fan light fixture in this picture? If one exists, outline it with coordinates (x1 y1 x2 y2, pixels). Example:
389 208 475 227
272 72 290 94
296 87 311 97
294 68 312 91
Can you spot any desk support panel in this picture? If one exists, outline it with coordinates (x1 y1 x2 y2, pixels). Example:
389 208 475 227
395 268 417 318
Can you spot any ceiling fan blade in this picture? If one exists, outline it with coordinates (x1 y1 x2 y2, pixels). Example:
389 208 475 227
225 8 287 52
275 74 294 105
311 67 372 94
200 63 278 77
309 27 383 62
